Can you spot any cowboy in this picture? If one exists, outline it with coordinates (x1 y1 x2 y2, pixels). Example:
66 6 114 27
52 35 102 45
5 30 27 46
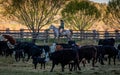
59 20 64 35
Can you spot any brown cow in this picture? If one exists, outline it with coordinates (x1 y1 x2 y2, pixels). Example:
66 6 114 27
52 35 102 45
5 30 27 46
55 45 63 51
2 34 16 45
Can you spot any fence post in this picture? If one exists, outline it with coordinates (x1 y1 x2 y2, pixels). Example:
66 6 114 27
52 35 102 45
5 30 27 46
80 30 84 40
45 29 49 43
104 30 109 39
115 30 119 40
93 30 97 40
96 31 99 40
6 28 10 34
20 28 24 40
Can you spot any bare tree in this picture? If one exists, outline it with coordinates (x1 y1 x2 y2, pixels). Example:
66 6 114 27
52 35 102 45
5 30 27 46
2 0 65 43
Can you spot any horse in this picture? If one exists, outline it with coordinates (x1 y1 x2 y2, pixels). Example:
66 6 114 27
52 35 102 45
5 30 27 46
48 25 73 41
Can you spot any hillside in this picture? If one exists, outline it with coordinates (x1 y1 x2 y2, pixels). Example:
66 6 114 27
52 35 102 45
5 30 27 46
0 14 27 30
89 21 115 31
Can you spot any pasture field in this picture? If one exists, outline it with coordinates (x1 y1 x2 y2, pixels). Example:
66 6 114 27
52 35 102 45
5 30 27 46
0 39 120 75
0 56 120 75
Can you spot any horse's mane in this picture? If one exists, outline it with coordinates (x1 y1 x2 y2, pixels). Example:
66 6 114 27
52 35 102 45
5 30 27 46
2 34 16 45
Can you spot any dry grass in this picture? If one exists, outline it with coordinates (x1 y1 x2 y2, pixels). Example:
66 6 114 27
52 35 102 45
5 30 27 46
0 56 120 75
0 39 120 75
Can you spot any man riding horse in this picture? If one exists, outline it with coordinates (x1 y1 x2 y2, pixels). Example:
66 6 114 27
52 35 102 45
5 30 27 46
48 21 73 41
59 20 64 36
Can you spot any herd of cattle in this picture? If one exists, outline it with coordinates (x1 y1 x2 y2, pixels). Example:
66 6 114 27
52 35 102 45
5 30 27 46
0 38 120 72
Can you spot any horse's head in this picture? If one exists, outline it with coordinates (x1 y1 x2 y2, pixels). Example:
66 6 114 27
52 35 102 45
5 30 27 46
49 25 54 30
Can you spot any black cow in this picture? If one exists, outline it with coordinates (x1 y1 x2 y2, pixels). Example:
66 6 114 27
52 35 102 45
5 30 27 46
32 56 46 69
32 52 50 69
0 41 6 56
94 45 104 65
68 40 76 46
14 49 24 62
96 45 118 65
56 43 72 49
14 42 43 62
56 40 76 49
117 44 120 60
78 45 97 67
14 42 33 61
50 49 81 72
37 45 50 53
0 41 13 57
117 44 120 50
31 45 50 69
98 38 115 46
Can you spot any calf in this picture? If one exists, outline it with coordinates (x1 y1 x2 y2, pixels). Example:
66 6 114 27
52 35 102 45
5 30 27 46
32 50 49 69
32 56 46 69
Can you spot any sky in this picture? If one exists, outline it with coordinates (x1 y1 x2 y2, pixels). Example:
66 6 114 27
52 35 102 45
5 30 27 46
89 0 110 4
